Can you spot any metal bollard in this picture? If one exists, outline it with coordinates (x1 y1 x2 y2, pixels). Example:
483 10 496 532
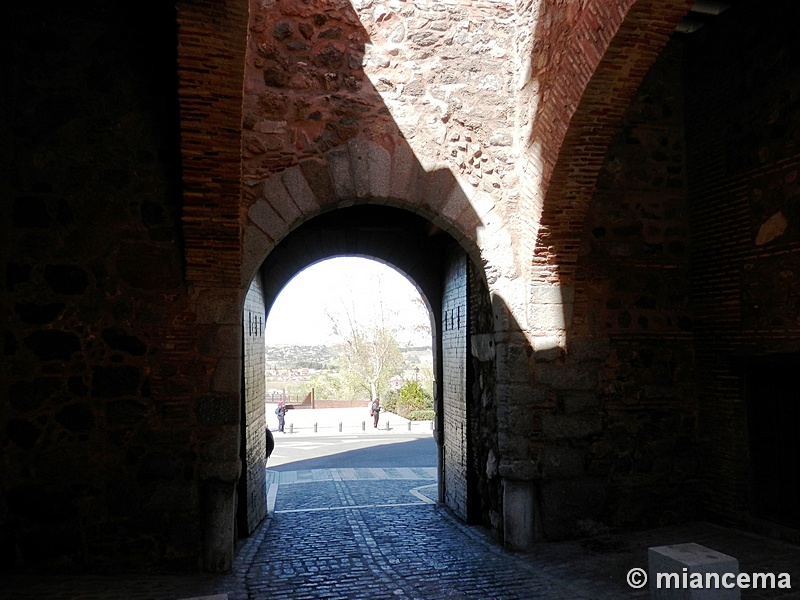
314 422 317 433
289 423 293 434
339 422 342 432
362 421 366 431
385 420 389 431
408 421 412 431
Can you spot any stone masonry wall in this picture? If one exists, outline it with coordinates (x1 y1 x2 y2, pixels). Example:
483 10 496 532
242 275 267 535
684 1 800 529
244 0 518 181
535 39 698 539
242 0 522 280
2 3 207 571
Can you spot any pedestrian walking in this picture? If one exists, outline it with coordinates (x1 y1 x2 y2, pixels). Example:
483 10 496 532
275 401 286 433
370 397 381 428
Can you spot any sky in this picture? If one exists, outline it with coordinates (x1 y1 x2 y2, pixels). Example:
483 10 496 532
263 257 432 347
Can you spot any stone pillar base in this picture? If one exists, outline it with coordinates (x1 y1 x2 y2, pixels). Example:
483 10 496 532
503 478 537 551
202 480 237 573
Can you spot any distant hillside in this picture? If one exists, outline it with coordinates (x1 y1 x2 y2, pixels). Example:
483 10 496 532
265 344 431 370
265 345 336 370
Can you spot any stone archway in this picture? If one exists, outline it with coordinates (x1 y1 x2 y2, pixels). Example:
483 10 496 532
240 202 500 540
173 0 700 568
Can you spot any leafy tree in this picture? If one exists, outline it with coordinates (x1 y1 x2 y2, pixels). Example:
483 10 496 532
328 291 405 402
334 325 404 402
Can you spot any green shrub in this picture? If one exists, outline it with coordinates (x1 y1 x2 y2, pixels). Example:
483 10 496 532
393 381 432 420
381 390 398 413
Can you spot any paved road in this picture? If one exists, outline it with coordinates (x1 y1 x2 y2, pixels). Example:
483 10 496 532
4 478 800 599
3 409 800 598
268 433 437 470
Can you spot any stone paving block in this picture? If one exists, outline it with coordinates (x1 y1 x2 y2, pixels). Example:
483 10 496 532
1 474 798 600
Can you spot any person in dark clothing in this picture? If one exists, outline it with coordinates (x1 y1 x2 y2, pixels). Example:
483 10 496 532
370 397 381 428
275 401 286 432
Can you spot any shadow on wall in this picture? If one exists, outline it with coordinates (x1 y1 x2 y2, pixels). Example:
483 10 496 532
521 0 702 540
240 0 500 280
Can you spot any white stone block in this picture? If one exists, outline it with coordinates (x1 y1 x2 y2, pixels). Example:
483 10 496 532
648 543 740 600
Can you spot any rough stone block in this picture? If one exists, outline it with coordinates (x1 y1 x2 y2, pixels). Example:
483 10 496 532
281 166 318 213
540 446 585 478
530 284 575 305
536 362 597 390
569 336 611 361
503 478 536 551
347 138 372 199
495 337 533 383
528 302 571 330
539 477 608 540
389 143 420 201
648 543 740 600
542 413 602 440
262 175 301 226
299 158 338 208
327 145 355 199
241 226 273 287
367 142 391 199
196 396 239 426
533 335 565 362
248 199 287 242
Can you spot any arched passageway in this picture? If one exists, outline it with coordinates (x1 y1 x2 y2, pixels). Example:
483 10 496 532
240 205 502 542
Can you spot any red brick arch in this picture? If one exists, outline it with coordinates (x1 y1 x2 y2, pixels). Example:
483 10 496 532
532 0 692 286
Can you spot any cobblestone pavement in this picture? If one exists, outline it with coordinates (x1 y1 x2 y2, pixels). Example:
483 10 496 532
2 467 800 599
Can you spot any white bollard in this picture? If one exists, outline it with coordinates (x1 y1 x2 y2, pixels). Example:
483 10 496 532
648 543 740 600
